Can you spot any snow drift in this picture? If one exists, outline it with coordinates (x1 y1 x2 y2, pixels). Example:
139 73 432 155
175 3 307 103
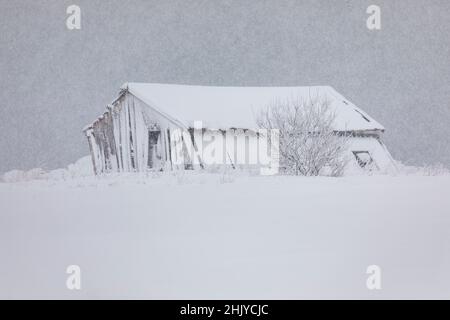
1 156 93 183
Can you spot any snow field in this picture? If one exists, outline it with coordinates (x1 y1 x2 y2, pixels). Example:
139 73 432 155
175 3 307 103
1 173 449 299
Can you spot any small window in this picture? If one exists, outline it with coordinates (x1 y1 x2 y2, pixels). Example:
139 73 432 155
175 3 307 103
353 151 376 169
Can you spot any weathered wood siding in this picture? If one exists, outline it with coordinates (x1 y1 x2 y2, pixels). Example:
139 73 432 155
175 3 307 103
84 91 187 174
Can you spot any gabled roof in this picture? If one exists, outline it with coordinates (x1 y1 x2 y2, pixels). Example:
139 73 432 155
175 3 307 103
120 82 384 132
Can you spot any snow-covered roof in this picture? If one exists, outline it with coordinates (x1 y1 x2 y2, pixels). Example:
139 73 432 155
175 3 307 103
120 82 384 132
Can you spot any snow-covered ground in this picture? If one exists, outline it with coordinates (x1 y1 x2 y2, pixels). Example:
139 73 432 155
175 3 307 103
1 169 450 299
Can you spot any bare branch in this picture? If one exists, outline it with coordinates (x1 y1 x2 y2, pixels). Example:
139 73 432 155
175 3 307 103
257 96 349 176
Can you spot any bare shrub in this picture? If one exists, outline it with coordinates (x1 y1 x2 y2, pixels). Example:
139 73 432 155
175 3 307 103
257 96 349 177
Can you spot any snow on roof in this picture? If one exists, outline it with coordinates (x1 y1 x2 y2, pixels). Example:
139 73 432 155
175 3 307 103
121 82 384 132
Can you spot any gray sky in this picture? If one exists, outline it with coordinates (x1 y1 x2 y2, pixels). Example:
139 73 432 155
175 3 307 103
1 0 449 172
